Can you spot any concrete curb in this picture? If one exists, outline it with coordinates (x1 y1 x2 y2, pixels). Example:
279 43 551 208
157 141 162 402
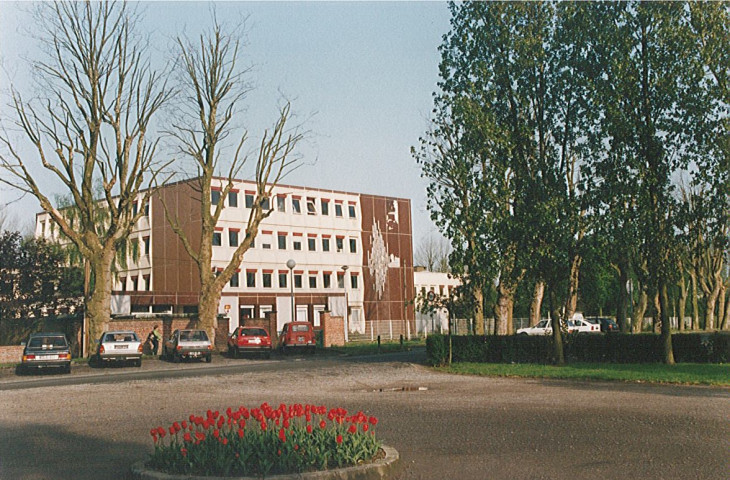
131 445 399 480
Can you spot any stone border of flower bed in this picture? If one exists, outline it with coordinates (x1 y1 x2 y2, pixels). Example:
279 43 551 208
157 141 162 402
130 445 400 480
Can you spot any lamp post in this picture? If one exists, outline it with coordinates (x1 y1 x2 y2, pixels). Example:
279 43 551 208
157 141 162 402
341 265 349 342
287 259 296 323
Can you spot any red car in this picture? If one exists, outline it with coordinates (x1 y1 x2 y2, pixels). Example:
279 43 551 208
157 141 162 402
278 321 316 354
228 326 272 359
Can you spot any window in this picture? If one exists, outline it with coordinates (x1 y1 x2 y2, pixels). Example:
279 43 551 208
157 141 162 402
211 189 221 205
350 274 359 289
336 237 344 252
130 238 139 258
348 204 356 218
322 237 330 252
131 276 138 291
246 271 256 288
335 203 343 217
279 272 288 288
321 199 329 216
308 275 317 289
230 272 239 288
278 233 287 250
323 273 331 289
120 277 126 292
308 236 316 251
213 232 222 246
337 273 344 289
143 236 150 255
261 197 270 210
261 231 272 250
306 197 317 215
292 197 301 214
245 192 254 208
240 306 254 320
349 238 357 253
276 196 286 212
144 203 149 216
143 275 150 291
294 274 302 289
262 272 272 288
229 230 239 247
228 191 238 207
293 239 302 251
132 202 138 217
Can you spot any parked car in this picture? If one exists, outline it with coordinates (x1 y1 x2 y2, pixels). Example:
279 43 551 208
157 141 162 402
228 326 272 359
20 332 71 374
572 317 601 334
516 319 576 336
596 317 620 333
163 329 213 363
278 321 316 354
94 330 143 367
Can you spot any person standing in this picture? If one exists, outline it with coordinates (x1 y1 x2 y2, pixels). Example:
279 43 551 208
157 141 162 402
148 325 161 356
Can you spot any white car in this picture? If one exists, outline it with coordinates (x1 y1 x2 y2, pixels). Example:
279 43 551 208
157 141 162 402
94 330 143 367
516 319 576 336
572 317 601 334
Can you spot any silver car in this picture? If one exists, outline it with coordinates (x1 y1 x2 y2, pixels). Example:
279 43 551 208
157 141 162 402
163 329 213 363
94 330 143 367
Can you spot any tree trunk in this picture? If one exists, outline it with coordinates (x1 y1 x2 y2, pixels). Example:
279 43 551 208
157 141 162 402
721 290 730 331
616 262 629 332
677 270 687 331
493 281 516 335
548 288 564 365
564 254 582 321
198 284 221 341
658 281 674 365
690 270 700 330
85 250 115 355
529 281 545 327
653 292 661 333
472 286 485 335
716 285 725 331
631 289 648 333
704 272 722 331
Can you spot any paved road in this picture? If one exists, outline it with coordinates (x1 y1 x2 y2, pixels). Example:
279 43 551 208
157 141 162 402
1 351 728 480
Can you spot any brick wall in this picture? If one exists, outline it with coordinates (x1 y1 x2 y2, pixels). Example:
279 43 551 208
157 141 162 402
321 312 345 347
0 346 24 364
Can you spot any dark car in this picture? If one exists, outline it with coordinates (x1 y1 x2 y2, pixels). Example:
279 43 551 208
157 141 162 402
597 317 620 333
228 326 272 359
278 321 316 354
20 333 72 374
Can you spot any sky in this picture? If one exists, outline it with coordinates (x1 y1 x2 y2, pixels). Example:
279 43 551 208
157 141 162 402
0 1 452 243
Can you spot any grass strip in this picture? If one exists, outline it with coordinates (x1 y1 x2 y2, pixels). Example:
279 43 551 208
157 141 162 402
437 362 730 386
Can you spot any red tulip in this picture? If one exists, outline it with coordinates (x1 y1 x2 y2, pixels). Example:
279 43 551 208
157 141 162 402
319 420 326 429
336 434 343 444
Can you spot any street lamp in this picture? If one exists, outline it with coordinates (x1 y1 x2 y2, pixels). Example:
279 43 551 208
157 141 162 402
341 265 349 342
287 259 296 323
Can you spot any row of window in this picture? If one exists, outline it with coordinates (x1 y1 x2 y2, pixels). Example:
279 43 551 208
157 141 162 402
225 270 359 290
119 275 150 292
212 189 358 219
213 230 358 254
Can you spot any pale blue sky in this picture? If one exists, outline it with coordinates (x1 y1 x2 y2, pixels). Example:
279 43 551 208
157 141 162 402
0 1 451 242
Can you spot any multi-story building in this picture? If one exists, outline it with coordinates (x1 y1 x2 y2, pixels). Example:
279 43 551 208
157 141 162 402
35 178 416 338
413 268 461 335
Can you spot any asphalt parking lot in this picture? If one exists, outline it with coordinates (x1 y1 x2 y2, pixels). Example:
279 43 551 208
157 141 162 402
1 351 729 480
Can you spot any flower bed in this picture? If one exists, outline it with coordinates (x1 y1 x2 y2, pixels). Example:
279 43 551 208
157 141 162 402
147 402 381 477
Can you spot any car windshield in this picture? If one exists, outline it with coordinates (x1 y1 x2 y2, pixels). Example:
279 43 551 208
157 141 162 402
291 324 311 332
241 328 267 336
105 333 137 342
181 330 208 341
585 318 600 324
536 320 548 328
28 336 67 348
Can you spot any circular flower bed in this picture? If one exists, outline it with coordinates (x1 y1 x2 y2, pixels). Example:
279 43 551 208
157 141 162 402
146 402 382 477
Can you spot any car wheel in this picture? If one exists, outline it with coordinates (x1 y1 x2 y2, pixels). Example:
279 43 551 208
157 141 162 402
518 332 528 336
172 352 180 363
135 358 142 368
265 351 271 360
63 364 71 374
233 347 240 359
205 354 212 363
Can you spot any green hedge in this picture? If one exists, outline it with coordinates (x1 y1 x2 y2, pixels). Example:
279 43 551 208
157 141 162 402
426 332 730 366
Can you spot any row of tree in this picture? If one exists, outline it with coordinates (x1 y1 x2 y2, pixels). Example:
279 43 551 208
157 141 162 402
414 1 728 364
0 3 302 353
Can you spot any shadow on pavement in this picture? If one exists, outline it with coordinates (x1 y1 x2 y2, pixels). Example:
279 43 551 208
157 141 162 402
0 423 146 480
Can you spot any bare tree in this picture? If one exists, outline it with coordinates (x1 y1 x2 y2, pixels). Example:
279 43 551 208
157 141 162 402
0 2 171 353
162 19 303 335
414 234 450 273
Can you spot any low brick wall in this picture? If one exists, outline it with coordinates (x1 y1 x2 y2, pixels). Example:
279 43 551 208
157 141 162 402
108 316 230 353
0 346 24 364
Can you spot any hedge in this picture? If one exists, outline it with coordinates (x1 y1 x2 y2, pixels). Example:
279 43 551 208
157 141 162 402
426 332 730 366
